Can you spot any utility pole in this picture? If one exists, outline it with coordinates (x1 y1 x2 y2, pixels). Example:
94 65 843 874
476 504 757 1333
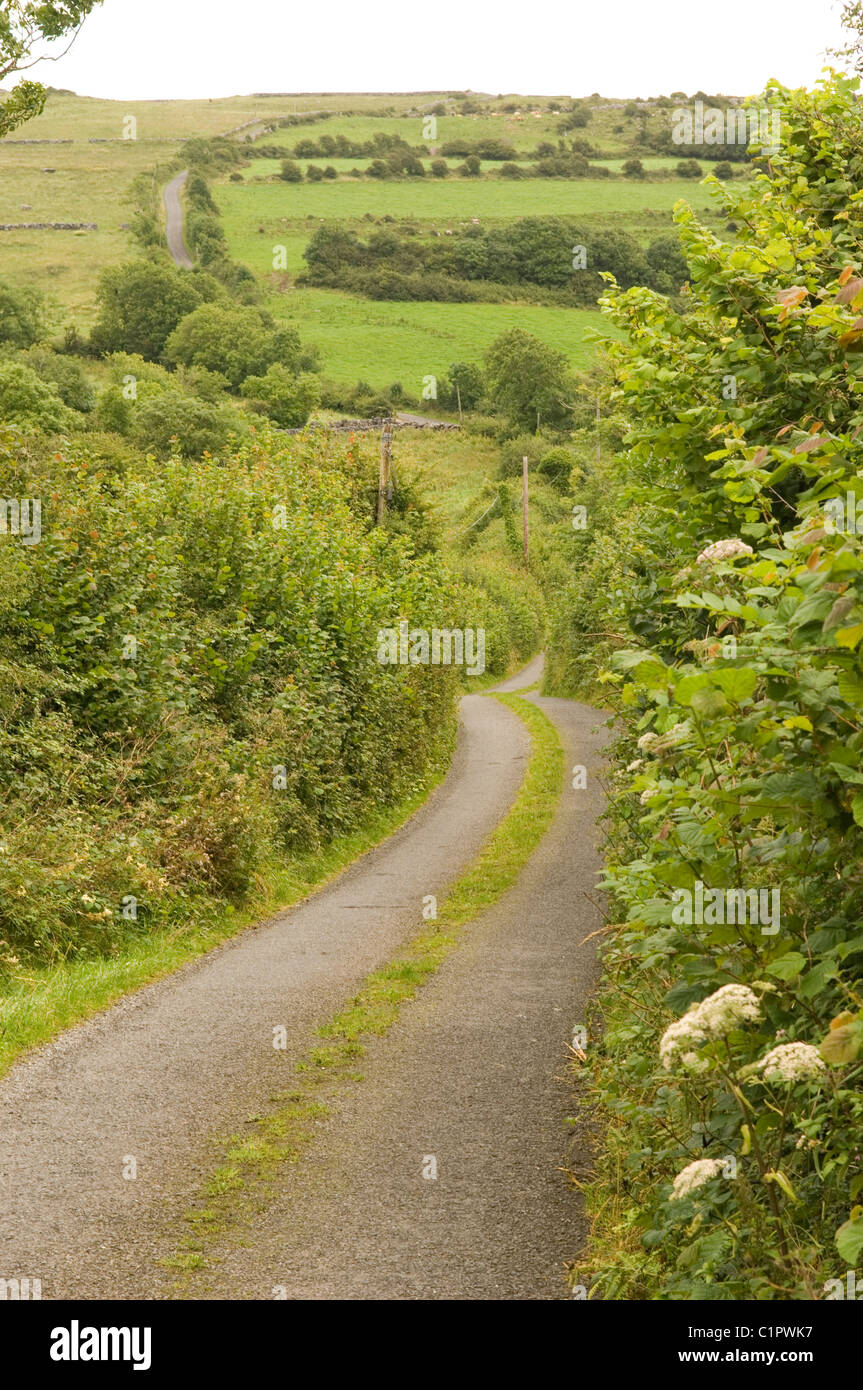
455 381 463 426
522 454 530 566
377 417 394 525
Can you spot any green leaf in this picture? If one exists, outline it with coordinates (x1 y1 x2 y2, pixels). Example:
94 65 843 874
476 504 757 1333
820 1018 863 1065
798 959 838 998
835 623 863 649
766 951 806 981
835 1216 863 1265
838 670 863 707
782 715 813 731
712 668 758 702
829 762 863 786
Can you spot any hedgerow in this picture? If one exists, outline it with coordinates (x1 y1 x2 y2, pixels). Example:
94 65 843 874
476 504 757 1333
0 424 502 969
556 73 863 1298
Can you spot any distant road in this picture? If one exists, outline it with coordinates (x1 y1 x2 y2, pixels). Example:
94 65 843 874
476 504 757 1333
164 169 193 268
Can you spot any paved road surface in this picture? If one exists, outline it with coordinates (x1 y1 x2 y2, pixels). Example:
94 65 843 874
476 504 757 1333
0 661 608 1300
202 678 609 1300
164 169 193 268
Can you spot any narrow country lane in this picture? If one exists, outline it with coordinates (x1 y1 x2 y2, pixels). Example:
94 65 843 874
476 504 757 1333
197 671 609 1300
164 169 193 268
0 695 531 1299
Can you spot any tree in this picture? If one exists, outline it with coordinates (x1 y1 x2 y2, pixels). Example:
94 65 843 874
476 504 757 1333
303 224 365 277
164 303 312 390
645 234 690 293
830 2 863 71
442 360 485 411
623 158 645 178
0 2 102 136
90 260 220 362
483 329 574 432
558 102 592 131
430 159 449 178
0 278 46 346
280 159 303 182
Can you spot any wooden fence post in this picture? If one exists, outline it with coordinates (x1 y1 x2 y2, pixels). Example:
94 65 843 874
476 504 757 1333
377 417 394 525
522 454 529 565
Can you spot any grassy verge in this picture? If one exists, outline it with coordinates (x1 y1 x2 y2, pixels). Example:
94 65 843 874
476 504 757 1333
0 747 459 1079
162 691 564 1287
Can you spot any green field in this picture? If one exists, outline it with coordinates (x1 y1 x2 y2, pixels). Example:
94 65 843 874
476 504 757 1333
0 89 734 379
254 109 574 153
0 140 178 324
216 175 718 223
267 286 615 388
0 91 573 142
212 171 718 385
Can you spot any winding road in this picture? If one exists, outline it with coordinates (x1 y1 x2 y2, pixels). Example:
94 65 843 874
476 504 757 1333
164 169 193 268
0 659 608 1300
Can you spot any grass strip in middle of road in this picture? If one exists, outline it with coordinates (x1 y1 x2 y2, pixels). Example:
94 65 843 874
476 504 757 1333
163 692 564 1286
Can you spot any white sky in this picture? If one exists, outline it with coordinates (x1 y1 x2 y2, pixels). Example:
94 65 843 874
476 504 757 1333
24 0 850 102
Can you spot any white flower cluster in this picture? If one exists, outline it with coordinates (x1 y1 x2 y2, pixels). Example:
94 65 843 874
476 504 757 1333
636 724 688 757
671 1158 727 1201
696 538 754 565
660 984 761 1070
755 1042 826 1084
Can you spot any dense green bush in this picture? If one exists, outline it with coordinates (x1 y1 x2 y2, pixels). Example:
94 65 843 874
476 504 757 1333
317 378 398 417
0 279 46 348
552 73 863 1300
300 216 676 307
0 361 78 432
240 363 321 427
21 346 96 412
497 431 559 477
0 425 472 966
129 387 237 458
537 445 581 491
